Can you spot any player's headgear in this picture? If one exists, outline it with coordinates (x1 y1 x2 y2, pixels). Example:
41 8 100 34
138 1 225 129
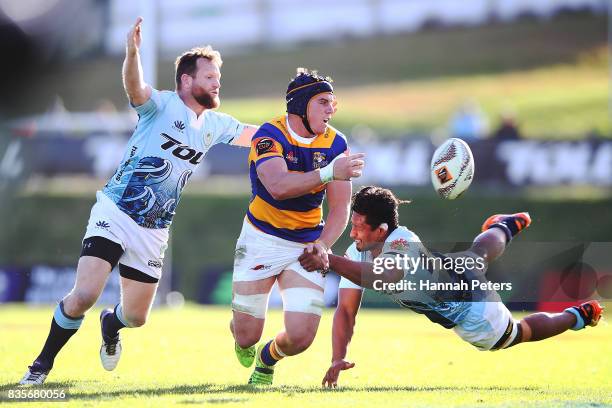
286 68 334 135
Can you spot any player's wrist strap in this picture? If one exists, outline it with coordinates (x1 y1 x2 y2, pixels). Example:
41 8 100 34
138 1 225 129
319 155 343 184
319 163 334 184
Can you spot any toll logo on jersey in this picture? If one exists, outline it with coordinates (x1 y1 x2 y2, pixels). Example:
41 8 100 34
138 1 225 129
312 152 328 169
160 133 204 165
255 138 277 156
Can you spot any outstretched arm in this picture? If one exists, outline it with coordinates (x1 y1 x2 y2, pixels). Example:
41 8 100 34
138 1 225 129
299 253 403 290
322 288 362 388
123 17 151 106
231 125 259 147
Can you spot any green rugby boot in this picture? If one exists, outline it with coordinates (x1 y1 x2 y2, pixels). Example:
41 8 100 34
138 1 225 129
248 343 274 385
234 342 256 368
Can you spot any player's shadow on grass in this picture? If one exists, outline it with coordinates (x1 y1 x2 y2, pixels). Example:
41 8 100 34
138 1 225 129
0 383 544 402
0 381 77 391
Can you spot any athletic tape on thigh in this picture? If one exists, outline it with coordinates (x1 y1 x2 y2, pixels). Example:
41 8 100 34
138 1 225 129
281 287 325 316
232 293 269 319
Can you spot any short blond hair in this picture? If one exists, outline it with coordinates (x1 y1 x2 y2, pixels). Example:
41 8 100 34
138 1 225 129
174 46 223 88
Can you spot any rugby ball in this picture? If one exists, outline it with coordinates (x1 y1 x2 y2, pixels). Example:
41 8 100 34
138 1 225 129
430 138 474 199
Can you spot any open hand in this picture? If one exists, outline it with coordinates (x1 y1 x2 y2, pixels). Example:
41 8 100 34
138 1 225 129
322 360 355 388
127 17 143 54
333 153 365 180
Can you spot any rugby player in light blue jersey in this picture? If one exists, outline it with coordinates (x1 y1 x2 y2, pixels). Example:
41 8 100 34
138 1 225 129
299 186 604 388
19 17 258 385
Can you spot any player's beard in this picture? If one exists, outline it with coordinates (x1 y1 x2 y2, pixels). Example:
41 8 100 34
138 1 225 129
192 86 219 109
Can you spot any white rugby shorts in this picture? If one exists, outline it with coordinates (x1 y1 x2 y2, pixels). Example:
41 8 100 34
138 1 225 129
233 219 325 288
83 191 169 280
454 301 517 351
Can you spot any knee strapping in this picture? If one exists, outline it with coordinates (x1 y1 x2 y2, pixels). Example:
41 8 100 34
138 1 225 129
281 287 324 316
232 293 269 319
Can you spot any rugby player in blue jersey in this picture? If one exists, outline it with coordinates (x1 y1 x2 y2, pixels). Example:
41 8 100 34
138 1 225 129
230 68 366 385
19 17 258 385
299 186 604 388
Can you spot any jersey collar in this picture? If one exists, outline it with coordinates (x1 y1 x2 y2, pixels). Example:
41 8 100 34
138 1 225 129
285 114 316 145
177 93 207 130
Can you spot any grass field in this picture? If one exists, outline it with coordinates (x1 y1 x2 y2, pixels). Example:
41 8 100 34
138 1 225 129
1 304 610 407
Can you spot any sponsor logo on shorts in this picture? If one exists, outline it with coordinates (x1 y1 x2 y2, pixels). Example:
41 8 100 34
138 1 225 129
148 260 163 269
251 264 271 271
235 245 247 260
95 220 110 230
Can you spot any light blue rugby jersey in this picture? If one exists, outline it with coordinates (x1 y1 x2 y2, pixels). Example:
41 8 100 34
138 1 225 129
340 226 476 329
103 89 244 229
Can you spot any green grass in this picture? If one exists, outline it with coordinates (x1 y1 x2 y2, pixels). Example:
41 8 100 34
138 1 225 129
1 304 610 407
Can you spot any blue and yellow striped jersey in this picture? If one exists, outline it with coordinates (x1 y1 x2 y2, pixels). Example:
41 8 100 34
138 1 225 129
247 115 348 242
